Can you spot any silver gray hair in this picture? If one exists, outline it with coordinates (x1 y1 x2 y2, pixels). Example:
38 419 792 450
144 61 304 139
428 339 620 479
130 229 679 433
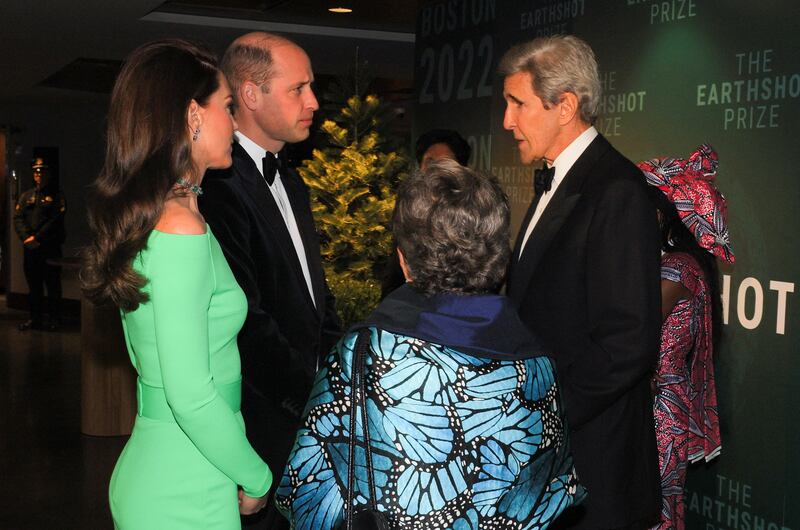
392 159 510 296
498 35 601 124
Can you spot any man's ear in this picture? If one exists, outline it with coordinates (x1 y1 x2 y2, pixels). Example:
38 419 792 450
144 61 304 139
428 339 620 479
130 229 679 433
558 92 579 125
240 81 260 111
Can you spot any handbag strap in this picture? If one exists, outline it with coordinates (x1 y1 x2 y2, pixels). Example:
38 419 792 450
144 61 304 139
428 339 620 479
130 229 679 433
356 330 380 511
345 328 379 529
345 332 360 530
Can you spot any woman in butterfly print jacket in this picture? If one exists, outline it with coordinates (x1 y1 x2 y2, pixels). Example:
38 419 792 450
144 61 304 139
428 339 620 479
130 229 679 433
276 160 586 530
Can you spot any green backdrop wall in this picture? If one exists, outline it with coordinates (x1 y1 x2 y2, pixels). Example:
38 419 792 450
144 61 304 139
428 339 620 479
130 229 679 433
415 1 799 527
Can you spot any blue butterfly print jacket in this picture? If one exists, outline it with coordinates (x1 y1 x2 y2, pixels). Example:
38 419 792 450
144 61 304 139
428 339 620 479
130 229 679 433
275 323 586 529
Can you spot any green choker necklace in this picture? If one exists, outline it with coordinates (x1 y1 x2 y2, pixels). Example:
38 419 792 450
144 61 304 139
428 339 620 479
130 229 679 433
176 178 203 196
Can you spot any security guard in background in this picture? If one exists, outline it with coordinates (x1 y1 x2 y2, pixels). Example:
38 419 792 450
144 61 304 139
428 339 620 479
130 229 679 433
14 157 67 331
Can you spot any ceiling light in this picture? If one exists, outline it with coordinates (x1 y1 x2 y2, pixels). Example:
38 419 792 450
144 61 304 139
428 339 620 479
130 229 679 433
328 7 353 13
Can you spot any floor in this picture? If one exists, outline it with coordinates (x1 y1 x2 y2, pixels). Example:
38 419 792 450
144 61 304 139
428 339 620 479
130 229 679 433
0 297 125 529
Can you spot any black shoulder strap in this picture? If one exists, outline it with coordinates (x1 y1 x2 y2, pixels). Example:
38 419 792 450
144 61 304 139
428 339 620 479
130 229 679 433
357 331 379 511
345 329 377 529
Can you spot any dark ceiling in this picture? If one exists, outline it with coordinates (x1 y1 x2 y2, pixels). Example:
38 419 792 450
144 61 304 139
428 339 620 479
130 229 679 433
0 0 418 105
159 0 419 33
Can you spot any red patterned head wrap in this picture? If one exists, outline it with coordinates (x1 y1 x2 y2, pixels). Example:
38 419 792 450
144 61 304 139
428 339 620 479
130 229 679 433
638 144 734 264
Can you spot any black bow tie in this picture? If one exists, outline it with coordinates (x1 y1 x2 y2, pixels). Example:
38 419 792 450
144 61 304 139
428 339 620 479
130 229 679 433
262 152 282 185
534 165 555 196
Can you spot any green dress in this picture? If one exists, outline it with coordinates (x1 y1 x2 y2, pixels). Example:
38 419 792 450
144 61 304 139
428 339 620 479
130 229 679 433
109 227 272 529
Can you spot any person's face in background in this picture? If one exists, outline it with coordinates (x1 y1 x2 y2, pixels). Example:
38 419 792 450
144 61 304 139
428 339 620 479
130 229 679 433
32 168 45 187
420 142 456 170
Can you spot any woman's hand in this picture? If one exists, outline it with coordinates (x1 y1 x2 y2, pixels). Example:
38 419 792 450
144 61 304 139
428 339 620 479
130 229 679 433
239 489 268 515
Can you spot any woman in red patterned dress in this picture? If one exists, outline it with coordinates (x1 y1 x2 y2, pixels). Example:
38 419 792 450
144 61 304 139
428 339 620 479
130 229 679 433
638 145 734 530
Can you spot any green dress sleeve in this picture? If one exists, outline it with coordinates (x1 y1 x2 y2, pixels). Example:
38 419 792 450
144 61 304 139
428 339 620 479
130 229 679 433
147 233 272 497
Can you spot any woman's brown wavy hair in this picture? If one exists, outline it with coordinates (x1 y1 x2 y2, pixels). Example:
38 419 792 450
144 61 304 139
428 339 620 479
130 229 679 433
81 39 219 311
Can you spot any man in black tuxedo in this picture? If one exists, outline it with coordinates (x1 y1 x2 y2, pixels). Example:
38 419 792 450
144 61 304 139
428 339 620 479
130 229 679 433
199 32 341 529
500 35 661 530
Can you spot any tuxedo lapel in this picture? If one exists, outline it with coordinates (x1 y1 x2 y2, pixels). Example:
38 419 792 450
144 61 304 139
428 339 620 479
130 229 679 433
233 145 320 316
511 193 541 262
282 169 327 318
508 135 611 300
509 188 581 299
507 192 541 286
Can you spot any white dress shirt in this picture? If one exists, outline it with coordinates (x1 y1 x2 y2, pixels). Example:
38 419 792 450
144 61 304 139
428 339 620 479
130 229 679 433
236 132 316 307
518 126 598 258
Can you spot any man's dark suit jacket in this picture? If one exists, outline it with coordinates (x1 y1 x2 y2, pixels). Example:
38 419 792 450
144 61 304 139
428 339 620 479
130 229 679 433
507 134 661 530
199 142 341 486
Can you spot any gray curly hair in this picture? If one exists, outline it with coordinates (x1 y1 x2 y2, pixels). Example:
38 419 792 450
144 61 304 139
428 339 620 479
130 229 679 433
393 159 510 296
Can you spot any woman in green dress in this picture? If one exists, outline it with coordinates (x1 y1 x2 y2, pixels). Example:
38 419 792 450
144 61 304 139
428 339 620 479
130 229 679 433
82 40 272 529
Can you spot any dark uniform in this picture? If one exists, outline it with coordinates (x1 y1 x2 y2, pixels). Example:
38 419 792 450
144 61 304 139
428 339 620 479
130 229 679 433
13 158 66 331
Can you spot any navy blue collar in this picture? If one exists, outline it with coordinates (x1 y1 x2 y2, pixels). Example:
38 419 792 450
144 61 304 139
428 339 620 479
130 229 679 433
357 284 547 361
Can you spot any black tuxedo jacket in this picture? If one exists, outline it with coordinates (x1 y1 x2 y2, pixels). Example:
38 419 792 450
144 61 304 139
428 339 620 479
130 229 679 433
507 134 661 529
199 142 341 474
